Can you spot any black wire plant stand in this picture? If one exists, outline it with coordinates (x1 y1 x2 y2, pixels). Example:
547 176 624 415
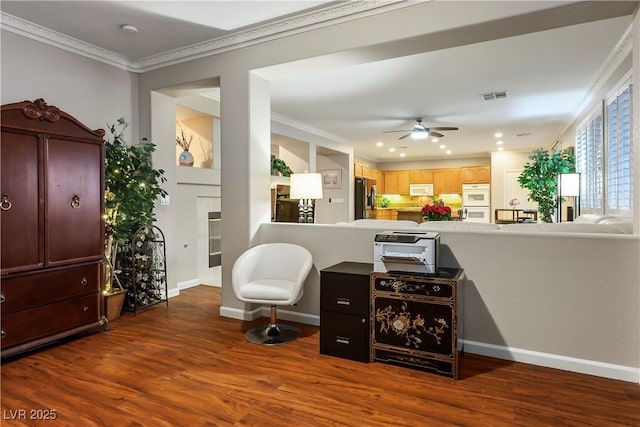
115 225 168 314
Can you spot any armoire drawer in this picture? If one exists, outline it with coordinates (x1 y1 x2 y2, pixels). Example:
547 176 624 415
0 293 101 349
0 263 100 314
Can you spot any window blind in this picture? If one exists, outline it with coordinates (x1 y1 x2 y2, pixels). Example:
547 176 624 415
606 83 633 213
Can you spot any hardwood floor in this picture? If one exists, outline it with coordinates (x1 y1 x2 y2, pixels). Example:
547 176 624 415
2 286 639 426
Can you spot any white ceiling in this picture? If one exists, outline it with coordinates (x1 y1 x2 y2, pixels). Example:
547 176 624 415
1 1 636 163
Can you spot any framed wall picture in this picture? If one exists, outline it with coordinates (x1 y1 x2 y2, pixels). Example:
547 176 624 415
321 169 342 189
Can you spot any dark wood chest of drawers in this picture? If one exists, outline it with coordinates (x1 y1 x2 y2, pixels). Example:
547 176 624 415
320 262 372 362
370 268 464 378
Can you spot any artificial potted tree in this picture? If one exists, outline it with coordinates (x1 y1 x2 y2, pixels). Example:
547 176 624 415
518 147 575 223
104 118 168 319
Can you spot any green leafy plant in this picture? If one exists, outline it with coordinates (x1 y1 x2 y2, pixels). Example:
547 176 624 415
518 148 575 223
270 155 293 176
105 118 168 244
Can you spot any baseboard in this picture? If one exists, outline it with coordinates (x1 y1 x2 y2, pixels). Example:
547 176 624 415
265 307 320 326
218 305 320 326
219 305 262 321
462 340 640 384
177 279 201 290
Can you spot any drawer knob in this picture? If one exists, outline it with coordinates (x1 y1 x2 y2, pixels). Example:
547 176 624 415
82 306 89 312
80 277 88 286
1 329 5 339
0 292 5 303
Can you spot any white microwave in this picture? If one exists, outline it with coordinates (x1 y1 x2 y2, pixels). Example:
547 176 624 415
409 183 434 196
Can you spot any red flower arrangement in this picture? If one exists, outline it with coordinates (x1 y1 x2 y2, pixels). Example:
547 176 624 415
421 202 452 221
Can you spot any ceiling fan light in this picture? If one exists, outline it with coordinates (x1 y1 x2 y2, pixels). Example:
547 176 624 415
411 130 428 140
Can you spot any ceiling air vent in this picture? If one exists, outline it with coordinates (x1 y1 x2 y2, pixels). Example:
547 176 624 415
481 91 508 101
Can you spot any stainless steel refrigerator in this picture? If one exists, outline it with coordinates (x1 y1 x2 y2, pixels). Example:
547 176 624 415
355 177 377 219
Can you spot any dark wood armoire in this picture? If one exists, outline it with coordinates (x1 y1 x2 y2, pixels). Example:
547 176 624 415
1 98 106 357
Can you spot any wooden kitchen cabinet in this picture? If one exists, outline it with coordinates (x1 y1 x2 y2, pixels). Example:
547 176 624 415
410 169 434 184
397 171 410 194
462 166 490 184
362 164 371 179
434 168 461 194
372 209 396 220
421 169 434 183
355 162 363 178
383 171 398 194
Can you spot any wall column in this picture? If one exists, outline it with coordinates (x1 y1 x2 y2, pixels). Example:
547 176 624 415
219 70 271 314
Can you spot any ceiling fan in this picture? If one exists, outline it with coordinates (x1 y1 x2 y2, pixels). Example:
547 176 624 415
384 118 459 140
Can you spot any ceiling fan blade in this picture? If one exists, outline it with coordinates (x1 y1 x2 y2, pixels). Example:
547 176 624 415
428 126 459 131
429 131 444 138
398 133 411 140
383 129 411 133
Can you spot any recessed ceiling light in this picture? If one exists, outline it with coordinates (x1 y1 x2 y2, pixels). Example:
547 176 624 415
389 148 396 152
446 150 452 155
376 142 383 147
439 144 446 149
400 153 406 157
494 132 503 138
496 140 504 145
120 24 139 34
432 138 439 143
498 147 504 151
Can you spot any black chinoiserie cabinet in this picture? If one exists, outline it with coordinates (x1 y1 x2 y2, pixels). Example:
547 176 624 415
370 268 464 379
320 262 372 362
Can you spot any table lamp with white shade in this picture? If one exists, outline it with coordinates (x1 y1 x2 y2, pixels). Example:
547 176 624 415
558 172 580 222
290 173 323 223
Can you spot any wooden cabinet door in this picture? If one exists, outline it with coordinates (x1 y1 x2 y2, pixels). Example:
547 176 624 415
384 171 398 194
476 166 491 183
45 138 103 266
377 171 385 193
354 162 363 178
461 167 476 183
410 170 422 183
433 170 446 194
447 168 462 193
434 169 462 194
0 131 42 273
397 171 410 194
362 164 371 179
420 169 434 183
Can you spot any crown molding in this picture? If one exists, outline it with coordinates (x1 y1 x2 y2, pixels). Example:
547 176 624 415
0 12 136 72
1 0 423 73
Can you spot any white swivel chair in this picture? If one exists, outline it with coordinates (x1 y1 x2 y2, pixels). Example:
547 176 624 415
232 243 313 345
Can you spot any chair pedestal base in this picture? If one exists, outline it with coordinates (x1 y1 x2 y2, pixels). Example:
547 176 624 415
245 323 300 345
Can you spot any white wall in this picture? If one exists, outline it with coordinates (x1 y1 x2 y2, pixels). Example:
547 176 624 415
244 222 640 382
490 150 539 212
1 31 136 139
